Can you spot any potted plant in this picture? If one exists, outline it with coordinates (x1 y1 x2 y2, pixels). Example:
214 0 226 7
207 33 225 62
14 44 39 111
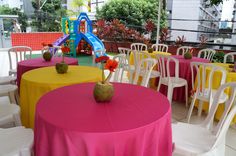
93 56 118 102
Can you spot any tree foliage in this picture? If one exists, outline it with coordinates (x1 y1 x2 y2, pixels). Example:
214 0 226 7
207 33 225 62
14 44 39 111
31 0 66 32
209 0 225 5
67 0 90 16
96 0 167 32
0 6 28 32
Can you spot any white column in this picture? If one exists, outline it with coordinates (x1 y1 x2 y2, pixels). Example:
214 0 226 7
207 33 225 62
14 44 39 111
156 0 162 45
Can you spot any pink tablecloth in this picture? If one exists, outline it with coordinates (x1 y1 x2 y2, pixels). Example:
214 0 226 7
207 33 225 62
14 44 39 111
17 57 78 87
35 83 172 156
159 55 209 102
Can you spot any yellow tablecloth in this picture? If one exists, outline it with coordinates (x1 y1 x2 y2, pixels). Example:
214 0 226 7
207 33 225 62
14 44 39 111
129 51 171 65
197 63 236 122
20 66 102 128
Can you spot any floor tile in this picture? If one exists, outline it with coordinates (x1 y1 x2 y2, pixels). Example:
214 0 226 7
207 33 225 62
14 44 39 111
226 146 236 156
226 127 236 150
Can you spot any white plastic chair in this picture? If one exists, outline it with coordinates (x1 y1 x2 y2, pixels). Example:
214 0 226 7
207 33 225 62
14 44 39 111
0 76 16 85
187 62 227 123
118 47 135 83
131 43 147 51
8 46 32 76
151 44 168 52
172 82 236 156
133 51 160 80
112 54 128 83
157 55 188 105
197 48 216 61
176 46 192 56
0 84 18 104
0 126 33 156
133 58 157 87
41 45 62 57
223 52 236 63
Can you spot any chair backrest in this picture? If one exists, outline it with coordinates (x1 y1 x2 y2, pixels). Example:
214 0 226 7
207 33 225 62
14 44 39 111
132 51 151 69
118 47 132 64
8 46 32 70
223 52 236 63
197 48 216 61
200 82 236 150
176 46 192 56
112 54 127 82
190 62 226 99
151 44 168 52
41 46 61 57
156 55 179 79
133 58 156 87
131 43 147 51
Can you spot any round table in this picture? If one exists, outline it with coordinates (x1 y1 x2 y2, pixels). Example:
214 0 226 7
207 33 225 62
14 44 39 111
17 57 78 88
159 55 209 102
34 83 172 156
20 66 102 128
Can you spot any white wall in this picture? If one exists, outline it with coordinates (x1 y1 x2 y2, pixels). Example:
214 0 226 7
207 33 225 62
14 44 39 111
170 0 200 42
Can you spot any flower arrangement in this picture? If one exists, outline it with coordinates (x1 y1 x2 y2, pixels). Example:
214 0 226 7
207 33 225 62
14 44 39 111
95 56 118 84
41 42 53 61
93 56 118 102
55 46 70 74
175 35 186 47
61 46 70 62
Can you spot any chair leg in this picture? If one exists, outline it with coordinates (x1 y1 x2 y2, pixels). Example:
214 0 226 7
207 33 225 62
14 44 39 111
167 86 173 104
187 94 197 123
129 71 134 84
185 84 188 107
13 113 22 126
198 100 203 117
157 79 162 91
8 92 17 104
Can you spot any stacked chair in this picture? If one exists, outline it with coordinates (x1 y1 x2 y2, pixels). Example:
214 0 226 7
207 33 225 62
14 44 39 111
187 62 227 122
156 55 188 106
8 46 32 76
173 82 236 156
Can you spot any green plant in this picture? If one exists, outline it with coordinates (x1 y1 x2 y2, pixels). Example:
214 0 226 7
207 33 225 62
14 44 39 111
0 6 28 32
31 0 66 31
96 19 150 43
159 27 171 44
212 51 225 63
96 0 167 34
175 35 186 47
199 34 208 49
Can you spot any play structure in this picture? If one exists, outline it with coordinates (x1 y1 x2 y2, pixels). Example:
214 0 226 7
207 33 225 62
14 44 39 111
53 12 105 57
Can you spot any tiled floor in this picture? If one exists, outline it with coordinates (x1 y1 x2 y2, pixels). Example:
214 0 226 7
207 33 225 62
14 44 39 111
1 50 236 155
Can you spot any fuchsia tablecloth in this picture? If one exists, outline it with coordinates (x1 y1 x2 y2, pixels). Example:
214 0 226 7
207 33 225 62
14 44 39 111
159 55 209 102
34 83 172 156
17 57 78 88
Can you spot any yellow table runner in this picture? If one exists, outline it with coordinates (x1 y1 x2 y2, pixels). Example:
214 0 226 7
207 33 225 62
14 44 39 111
196 63 236 122
20 66 102 128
